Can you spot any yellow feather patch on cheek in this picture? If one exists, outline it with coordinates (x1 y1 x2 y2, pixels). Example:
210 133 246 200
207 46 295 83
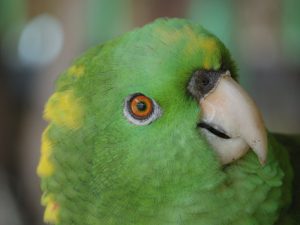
42 194 59 223
37 128 54 177
39 90 83 223
44 90 83 129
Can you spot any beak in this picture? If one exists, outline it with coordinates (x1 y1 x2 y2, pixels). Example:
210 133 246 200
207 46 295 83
199 71 267 165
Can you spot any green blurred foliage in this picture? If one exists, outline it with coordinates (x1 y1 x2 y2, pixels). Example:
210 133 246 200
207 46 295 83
86 0 133 45
282 0 300 64
0 0 26 33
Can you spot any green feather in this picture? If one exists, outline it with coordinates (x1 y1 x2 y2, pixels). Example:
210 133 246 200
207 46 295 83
39 18 294 225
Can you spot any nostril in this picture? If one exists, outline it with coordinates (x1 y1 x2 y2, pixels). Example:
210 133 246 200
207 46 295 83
201 76 210 86
187 69 223 100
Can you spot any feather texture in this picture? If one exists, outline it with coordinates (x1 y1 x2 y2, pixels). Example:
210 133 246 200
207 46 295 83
38 18 293 225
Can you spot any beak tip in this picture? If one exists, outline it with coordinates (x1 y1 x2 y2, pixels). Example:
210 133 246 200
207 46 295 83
257 148 268 166
259 158 267 166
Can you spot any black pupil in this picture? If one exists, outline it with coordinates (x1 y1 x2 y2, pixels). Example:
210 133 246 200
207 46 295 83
136 101 147 111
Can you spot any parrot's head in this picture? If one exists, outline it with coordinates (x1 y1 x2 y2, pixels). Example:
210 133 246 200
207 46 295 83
38 19 278 225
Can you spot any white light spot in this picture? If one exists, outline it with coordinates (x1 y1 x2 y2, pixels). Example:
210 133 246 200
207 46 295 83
18 14 64 66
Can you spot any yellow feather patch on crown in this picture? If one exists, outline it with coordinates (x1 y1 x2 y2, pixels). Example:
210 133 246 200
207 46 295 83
44 90 83 129
200 38 218 53
199 38 220 70
183 26 201 54
37 127 54 177
42 194 59 224
178 27 220 70
155 25 220 71
154 26 183 45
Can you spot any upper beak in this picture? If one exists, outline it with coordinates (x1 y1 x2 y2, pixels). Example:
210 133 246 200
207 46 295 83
199 71 268 165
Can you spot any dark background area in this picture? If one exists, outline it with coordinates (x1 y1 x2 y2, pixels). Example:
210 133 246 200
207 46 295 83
0 0 299 224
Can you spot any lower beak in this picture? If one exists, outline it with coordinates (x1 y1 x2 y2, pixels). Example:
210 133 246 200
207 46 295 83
199 72 267 165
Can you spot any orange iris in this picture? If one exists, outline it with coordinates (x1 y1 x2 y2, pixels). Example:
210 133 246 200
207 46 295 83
130 94 153 118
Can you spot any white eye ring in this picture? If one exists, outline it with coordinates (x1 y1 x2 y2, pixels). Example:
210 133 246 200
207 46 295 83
123 93 162 126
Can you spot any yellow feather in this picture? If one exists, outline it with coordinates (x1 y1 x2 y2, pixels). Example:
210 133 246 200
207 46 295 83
37 127 54 177
42 194 59 223
68 65 85 78
44 90 83 129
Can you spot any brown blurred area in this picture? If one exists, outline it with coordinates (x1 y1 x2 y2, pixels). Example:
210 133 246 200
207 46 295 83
0 1 299 224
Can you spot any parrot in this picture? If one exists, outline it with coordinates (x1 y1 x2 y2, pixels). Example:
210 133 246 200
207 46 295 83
37 18 299 225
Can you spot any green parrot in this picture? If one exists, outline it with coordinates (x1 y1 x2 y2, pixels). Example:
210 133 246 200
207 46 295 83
37 18 299 225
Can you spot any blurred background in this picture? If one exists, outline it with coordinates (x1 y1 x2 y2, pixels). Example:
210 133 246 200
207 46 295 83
0 0 299 224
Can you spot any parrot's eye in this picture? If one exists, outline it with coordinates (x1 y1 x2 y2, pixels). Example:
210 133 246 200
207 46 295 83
130 95 153 118
123 93 162 125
